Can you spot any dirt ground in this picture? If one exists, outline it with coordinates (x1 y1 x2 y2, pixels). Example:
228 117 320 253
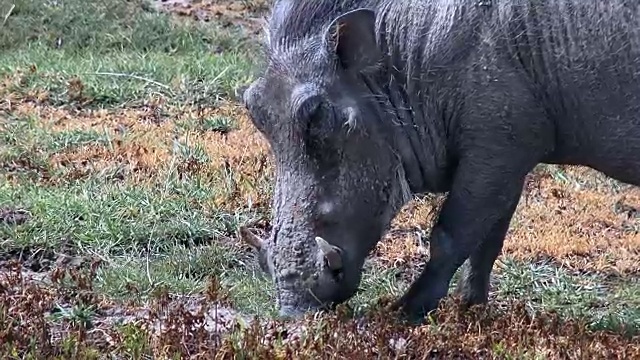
152 0 271 34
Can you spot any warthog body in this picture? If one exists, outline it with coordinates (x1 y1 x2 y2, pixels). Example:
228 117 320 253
241 0 640 321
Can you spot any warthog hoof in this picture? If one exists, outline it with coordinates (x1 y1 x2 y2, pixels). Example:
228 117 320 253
385 294 442 325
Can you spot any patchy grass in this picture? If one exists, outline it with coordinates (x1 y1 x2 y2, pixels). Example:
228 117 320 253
1 0 639 358
492 258 640 337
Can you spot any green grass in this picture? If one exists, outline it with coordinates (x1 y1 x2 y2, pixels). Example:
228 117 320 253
1 181 231 249
1 114 112 152
0 0 259 108
0 47 255 107
0 177 273 311
492 258 640 336
176 114 239 134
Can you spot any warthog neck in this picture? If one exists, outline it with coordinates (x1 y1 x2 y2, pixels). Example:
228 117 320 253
360 71 452 196
360 0 484 195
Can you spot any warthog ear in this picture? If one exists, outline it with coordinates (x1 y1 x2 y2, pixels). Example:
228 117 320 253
324 8 381 73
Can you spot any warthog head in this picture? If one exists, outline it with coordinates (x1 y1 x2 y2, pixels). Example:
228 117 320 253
241 2 409 318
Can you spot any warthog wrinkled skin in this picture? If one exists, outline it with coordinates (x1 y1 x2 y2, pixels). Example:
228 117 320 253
241 0 640 321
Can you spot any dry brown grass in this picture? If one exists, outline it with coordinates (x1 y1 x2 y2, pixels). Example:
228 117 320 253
1 261 638 359
506 168 640 274
152 0 271 34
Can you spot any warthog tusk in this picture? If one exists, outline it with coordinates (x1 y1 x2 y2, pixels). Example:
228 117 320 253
239 226 263 250
315 236 343 271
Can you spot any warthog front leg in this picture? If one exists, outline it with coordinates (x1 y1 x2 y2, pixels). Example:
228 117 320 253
391 156 530 323
454 196 521 307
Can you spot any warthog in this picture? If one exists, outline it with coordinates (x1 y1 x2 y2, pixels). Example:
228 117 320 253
240 0 640 321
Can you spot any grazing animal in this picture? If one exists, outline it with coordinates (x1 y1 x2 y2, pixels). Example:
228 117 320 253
240 0 640 322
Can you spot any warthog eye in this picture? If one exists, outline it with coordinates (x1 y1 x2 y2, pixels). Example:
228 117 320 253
331 267 344 282
298 97 331 140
